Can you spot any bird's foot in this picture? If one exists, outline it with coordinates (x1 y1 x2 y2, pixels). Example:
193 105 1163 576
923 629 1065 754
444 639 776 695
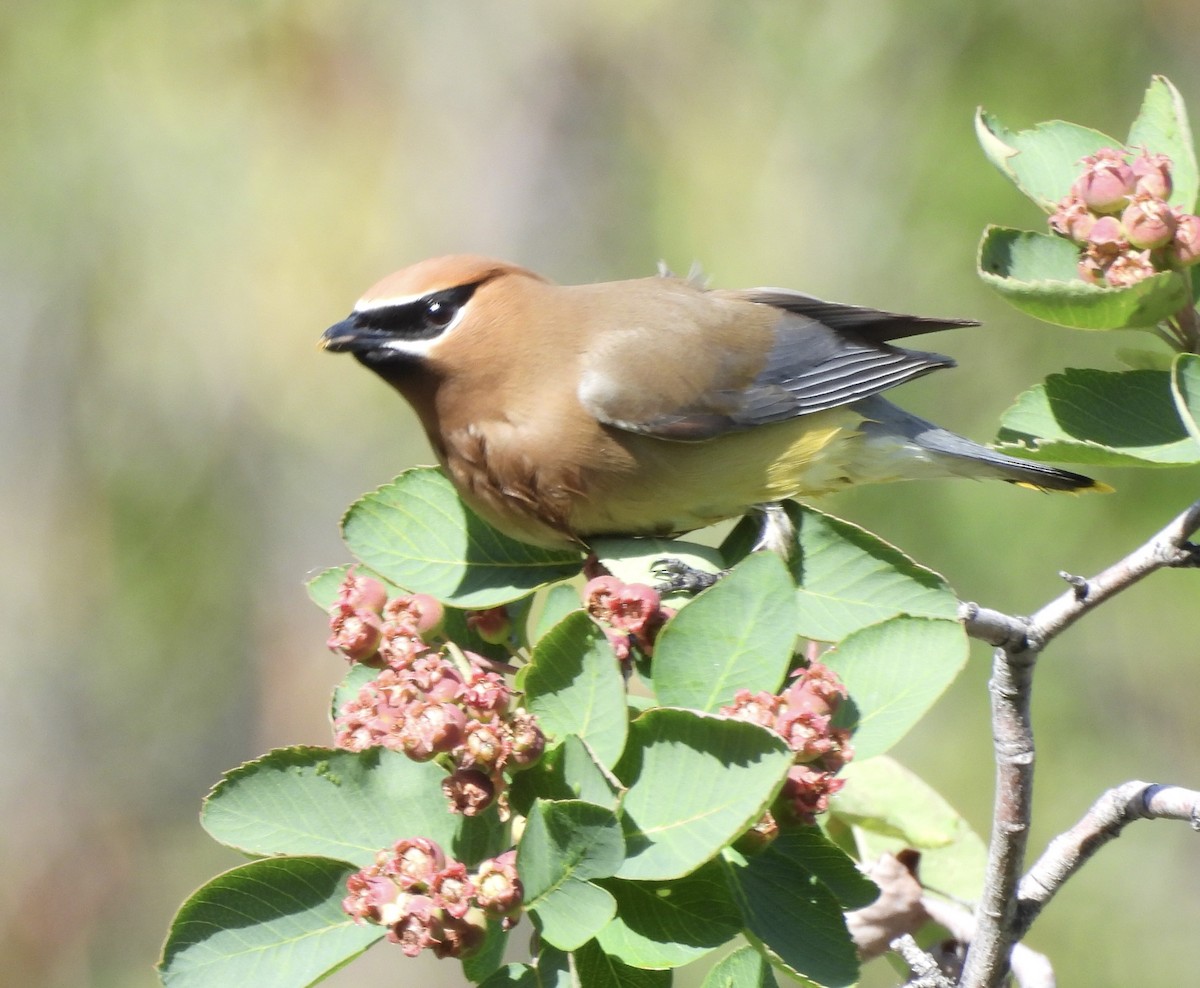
651 558 726 594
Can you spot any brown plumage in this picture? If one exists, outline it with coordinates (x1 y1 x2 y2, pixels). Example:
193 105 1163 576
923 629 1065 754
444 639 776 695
322 255 1098 549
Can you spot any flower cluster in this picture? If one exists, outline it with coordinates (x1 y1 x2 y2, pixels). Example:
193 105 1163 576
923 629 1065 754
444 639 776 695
721 660 854 827
328 570 544 816
584 575 674 662
343 839 522 958
1048 147 1200 287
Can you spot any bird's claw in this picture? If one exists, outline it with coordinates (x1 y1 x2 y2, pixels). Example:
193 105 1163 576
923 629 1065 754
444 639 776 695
651 558 725 594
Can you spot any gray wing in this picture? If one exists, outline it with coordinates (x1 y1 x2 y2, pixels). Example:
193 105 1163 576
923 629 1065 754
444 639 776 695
590 302 963 442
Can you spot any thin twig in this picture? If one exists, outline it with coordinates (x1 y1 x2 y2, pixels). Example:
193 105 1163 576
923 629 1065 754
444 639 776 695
958 497 1200 988
1015 781 1200 936
892 934 954 988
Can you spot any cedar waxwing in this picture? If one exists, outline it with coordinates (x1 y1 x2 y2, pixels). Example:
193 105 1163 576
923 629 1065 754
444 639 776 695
321 255 1098 550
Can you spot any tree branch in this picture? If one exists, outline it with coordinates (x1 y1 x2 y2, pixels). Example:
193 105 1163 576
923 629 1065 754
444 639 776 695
958 497 1200 988
1015 781 1200 936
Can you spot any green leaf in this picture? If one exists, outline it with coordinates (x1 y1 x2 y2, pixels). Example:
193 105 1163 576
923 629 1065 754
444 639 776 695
728 502 956 643
1117 347 1176 371
595 860 742 969
307 565 353 609
461 919 510 985
999 368 1200 466
764 828 878 910
831 757 987 903
522 610 630 769
202 746 495 867
1127 75 1199 210
478 965 539 988
571 939 672 988
726 841 859 987
159 856 381 988
329 663 376 723
510 735 624 817
831 756 963 847
702 946 778 988
823 617 968 759
519 799 625 951
652 552 797 712
530 582 584 644
1170 352 1200 446
977 227 1190 329
341 468 581 607
613 709 792 881
975 108 1119 210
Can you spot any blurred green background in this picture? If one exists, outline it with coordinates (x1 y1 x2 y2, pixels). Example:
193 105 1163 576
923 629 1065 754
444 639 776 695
5 2 1199 986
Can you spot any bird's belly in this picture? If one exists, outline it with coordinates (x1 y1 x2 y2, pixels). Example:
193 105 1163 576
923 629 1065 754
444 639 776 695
571 408 868 538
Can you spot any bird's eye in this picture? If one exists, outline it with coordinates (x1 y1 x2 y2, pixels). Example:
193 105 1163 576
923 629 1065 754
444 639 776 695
424 297 456 328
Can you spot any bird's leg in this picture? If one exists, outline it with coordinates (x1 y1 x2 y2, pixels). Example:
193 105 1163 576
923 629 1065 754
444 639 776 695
751 502 795 556
652 503 794 594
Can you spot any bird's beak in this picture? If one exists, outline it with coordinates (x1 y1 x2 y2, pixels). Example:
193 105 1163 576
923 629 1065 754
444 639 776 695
320 316 371 353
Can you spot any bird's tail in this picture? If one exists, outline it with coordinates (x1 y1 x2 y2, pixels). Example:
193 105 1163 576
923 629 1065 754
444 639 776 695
858 398 1106 493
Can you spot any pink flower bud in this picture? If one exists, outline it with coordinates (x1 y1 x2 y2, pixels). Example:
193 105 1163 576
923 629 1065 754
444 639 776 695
506 709 546 768
1071 148 1137 214
385 837 446 890
1077 253 1106 284
433 908 489 959
462 671 512 719
1086 215 1127 249
475 850 523 917
1168 211 1200 267
465 606 512 645
1048 195 1097 243
327 604 383 663
1105 249 1157 287
720 689 784 730
1122 193 1177 249
403 701 467 759
386 893 440 957
442 768 495 816
604 628 632 663
337 567 389 614
1131 149 1173 199
343 867 400 924
430 861 475 918
461 720 509 771
777 764 845 826
384 593 444 638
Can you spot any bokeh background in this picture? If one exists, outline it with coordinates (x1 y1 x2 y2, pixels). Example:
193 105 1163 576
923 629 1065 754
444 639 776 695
5 2 1200 986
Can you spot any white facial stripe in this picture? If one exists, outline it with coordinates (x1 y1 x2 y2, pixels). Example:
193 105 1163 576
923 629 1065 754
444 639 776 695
363 295 472 357
354 291 429 313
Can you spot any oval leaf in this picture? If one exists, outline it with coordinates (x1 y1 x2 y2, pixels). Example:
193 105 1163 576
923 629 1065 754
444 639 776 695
159 856 381 988
978 227 1189 329
831 756 987 903
1127 75 1199 210
518 799 625 951
702 946 778 988
341 468 581 607
729 502 956 643
999 368 1200 466
975 108 1119 210
202 746 487 867
522 610 630 769
1170 352 1200 446
595 860 742 969
822 617 967 760
653 552 797 712
726 842 859 987
613 709 792 881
